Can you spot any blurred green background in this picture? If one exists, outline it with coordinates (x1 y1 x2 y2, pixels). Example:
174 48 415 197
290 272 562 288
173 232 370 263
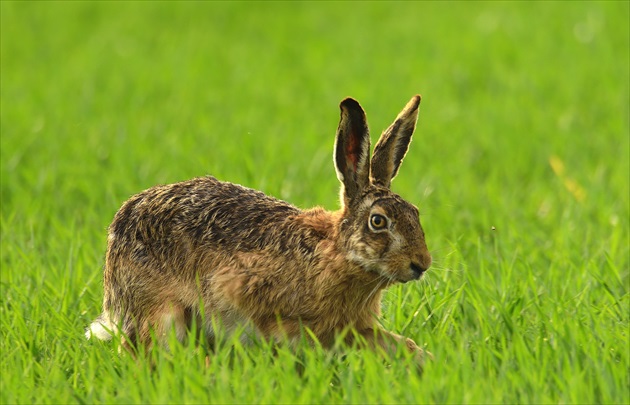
1 1 628 403
3 1 627 252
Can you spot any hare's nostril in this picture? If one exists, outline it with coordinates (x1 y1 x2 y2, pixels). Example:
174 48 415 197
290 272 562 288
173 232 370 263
410 262 426 278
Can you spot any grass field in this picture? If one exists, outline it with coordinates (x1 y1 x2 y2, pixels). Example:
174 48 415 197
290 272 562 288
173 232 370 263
1 1 628 403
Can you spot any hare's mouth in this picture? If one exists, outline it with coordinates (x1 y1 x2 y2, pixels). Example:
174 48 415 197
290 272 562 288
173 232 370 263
396 262 426 283
378 263 426 284
361 260 425 284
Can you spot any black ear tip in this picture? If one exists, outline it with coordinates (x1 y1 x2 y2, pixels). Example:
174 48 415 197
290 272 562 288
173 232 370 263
410 94 421 109
340 97 363 112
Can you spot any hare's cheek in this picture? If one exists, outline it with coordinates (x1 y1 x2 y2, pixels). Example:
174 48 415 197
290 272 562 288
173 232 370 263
347 232 379 260
386 231 406 252
347 249 375 268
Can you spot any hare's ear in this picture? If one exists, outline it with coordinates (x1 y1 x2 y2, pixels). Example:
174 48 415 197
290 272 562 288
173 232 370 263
334 98 371 204
370 95 421 188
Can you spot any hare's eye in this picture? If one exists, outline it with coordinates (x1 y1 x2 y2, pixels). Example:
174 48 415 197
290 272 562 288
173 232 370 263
369 214 388 231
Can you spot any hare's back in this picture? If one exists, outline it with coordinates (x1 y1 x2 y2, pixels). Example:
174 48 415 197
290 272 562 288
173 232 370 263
109 176 300 252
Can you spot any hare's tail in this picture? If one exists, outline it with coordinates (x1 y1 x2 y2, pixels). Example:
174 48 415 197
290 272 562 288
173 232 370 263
85 311 115 341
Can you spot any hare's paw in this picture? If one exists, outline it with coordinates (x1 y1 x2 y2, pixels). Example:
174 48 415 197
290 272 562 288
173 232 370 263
403 337 433 373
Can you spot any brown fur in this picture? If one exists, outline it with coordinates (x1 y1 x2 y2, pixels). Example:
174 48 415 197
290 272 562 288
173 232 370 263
86 95 431 367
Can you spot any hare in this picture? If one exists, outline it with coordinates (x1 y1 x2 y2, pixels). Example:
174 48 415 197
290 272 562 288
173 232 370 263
86 95 432 366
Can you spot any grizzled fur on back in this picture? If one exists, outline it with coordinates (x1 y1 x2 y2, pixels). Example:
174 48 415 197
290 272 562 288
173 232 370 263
86 95 432 367
111 177 317 258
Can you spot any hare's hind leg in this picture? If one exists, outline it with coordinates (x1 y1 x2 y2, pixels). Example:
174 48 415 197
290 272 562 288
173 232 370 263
133 303 191 353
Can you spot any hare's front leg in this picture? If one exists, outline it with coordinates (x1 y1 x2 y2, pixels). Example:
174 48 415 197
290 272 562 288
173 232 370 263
350 328 428 369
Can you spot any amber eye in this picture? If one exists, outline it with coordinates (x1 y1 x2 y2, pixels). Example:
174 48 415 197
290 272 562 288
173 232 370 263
369 214 388 231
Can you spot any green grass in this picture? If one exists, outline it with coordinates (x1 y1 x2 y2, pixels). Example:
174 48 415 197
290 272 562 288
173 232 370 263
1 1 628 403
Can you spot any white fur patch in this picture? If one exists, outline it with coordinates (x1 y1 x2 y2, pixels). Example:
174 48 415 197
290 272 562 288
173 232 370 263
85 319 114 341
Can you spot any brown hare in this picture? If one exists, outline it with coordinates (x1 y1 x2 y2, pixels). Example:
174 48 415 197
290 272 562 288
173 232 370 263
86 95 432 367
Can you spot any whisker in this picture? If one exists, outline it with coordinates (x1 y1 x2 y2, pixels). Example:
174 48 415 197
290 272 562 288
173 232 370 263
351 272 387 311
364 276 388 309
428 245 456 254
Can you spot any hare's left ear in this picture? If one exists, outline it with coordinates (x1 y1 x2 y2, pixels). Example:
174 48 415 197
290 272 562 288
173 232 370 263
370 95 421 188
334 98 371 205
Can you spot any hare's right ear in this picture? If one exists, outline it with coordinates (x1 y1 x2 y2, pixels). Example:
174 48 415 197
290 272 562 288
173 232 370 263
334 98 371 206
370 95 421 188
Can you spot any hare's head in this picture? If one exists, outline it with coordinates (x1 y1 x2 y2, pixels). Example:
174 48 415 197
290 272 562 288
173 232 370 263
334 95 431 283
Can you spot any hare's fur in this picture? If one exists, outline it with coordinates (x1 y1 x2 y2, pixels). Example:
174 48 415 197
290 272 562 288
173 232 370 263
87 95 431 365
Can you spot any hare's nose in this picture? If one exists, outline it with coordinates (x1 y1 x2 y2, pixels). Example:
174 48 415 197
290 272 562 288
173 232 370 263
415 251 431 271
410 262 426 278
422 253 432 270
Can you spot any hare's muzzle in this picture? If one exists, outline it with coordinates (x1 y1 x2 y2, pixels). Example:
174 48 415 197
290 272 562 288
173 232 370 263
409 262 428 279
